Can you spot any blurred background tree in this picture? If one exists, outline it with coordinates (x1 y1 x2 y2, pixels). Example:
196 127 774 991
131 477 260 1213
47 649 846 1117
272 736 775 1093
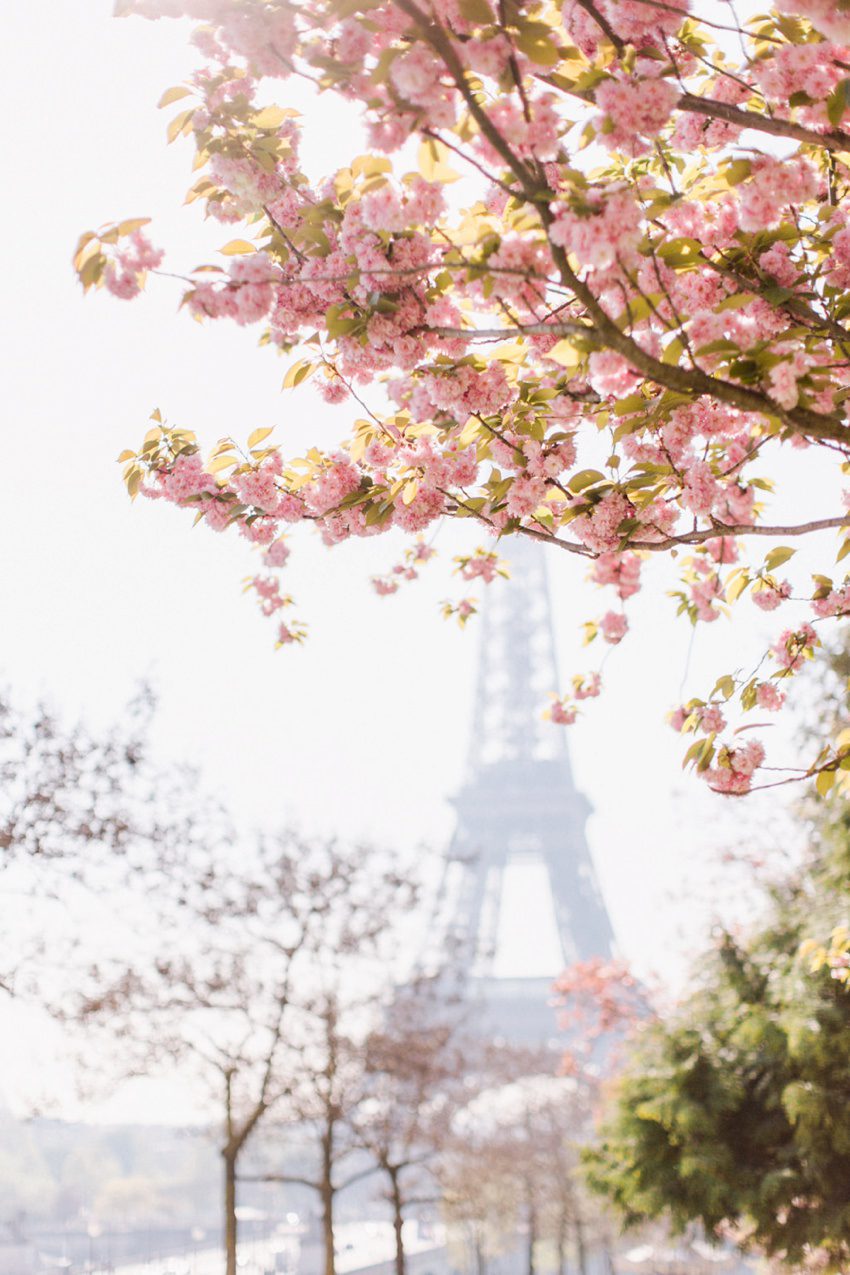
585 635 850 1269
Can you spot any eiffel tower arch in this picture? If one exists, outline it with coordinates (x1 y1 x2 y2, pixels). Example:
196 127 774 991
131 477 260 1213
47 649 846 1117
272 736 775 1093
434 535 615 1045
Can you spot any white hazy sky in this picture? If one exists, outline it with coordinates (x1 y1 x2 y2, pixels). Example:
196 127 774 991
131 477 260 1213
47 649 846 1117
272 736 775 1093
0 2 836 1116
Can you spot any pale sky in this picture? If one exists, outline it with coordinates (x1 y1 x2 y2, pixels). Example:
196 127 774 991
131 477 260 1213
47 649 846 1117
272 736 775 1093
0 1 833 1116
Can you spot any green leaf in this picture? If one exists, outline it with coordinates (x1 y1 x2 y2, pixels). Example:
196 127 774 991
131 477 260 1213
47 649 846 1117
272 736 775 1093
827 79 850 128
662 337 685 366
457 0 494 24
722 158 752 187
816 768 837 798
514 25 561 66
712 675 736 701
568 469 606 494
117 217 152 237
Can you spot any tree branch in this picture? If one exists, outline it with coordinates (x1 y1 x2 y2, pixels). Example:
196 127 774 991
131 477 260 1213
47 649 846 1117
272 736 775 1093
678 93 850 155
630 514 850 552
239 1173 321 1190
543 228 850 445
531 514 850 556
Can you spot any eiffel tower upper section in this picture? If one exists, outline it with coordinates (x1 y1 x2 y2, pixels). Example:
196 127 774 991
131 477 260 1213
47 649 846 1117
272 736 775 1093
442 535 615 1042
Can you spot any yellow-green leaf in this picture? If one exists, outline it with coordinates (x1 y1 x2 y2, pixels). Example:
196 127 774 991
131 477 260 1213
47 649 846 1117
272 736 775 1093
352 154 393 178
158 86 192 109
548 340 581 369
726 570 751 604
117 217 152 237
417 139 461 184
167 107 196 143
220 239 256 256
568 468 606 494
817 768 837 798
764 546 795 572
514 26 560 65
208 454 239 473
252 105 287 129
248 427 274 448
282 359 316 390
457 0 494 23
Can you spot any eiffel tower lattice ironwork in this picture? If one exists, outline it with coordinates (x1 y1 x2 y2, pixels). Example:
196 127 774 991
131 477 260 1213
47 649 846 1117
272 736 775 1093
436 535 615 1044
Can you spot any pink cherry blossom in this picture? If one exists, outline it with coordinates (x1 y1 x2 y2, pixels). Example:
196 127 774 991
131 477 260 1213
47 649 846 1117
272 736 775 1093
600 611 628 644
573 672 601 700
590 552 642 599
753 580 791 611
550 700 577 726
772 623 818 671
263 539 291 569
756 682 785 711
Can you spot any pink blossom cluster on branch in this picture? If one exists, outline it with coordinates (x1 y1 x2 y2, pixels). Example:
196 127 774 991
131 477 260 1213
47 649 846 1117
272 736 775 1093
76 0 850 795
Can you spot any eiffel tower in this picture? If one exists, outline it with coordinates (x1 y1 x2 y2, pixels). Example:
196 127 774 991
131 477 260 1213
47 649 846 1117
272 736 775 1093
434 535 615 1044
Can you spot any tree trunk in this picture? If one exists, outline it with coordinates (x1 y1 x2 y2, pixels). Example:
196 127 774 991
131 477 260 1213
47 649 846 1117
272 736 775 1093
321 1129 335 1275
389 1167 406 1275
575 1211 587 1275
223 1151 238 1275
526 1199 537 1275
321 1183 335 1275
557 1205 568 1275
474 1227 486 1275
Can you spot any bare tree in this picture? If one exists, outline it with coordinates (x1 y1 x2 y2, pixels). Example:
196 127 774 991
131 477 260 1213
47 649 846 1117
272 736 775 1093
439 1060 592 1275
352 974 472 1275
245 860 421 1275
0 684 230 996
57 836 414 1275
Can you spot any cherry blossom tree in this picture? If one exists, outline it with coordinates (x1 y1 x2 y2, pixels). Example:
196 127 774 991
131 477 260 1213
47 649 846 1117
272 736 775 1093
76 0 850 795
554 955 649 1078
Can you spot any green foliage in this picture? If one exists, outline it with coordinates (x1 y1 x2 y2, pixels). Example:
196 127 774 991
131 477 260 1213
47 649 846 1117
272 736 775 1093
586 795 850 1267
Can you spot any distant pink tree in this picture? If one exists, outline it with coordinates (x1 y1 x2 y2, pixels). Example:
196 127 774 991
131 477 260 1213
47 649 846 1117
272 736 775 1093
553 956 647 1077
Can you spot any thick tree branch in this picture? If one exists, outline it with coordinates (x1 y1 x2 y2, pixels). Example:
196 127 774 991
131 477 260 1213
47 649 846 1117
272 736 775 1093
421 321 589 340
543 227 850 445
678 93 850 154
530 514 850 557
